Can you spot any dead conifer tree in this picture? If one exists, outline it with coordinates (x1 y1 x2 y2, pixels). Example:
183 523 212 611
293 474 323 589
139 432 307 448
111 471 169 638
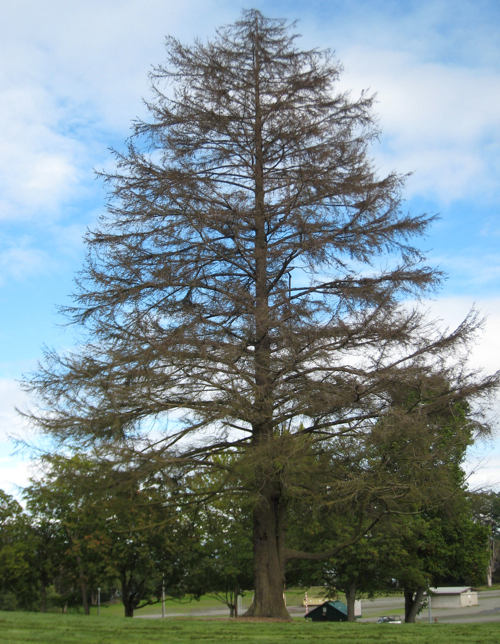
23 10 498 619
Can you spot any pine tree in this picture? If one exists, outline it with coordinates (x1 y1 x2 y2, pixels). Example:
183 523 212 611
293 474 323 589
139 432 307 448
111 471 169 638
24 10 498 618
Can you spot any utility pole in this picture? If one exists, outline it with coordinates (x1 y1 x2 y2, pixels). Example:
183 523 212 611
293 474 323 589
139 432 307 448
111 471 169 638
98 588 100 616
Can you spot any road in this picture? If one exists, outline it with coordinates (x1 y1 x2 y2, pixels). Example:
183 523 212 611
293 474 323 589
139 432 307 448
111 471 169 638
354 589 500 624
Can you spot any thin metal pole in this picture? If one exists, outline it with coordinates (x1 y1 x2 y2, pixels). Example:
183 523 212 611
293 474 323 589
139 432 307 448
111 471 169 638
428 594 432 623
97 588 100 616
162 575 165 619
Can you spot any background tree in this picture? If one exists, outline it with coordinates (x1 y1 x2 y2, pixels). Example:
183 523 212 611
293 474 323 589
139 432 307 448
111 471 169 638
286 379 491 622
1 486 71 613
190 463 254 617
98 479 196 617
0 490 37 611
23 456 111 614
390 396 490 623
395 499 489 622
470 491 500 586
322 523 402 622
23 9 498 619
287 509 402 622
27 455 198 617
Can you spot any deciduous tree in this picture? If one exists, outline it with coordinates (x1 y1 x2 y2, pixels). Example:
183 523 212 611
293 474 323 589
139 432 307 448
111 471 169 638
23 9 498 618
0 490 35 611
470 491 500 586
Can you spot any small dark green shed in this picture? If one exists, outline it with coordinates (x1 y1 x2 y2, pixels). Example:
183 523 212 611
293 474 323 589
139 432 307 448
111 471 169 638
305 601 348 622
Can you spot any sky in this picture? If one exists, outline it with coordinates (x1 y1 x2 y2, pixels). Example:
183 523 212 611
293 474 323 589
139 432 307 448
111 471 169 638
1 0 500 496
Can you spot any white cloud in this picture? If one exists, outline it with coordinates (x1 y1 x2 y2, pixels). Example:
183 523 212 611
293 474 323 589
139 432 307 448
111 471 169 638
337 49 500 204
0 456 34 499
0 380 43 498
0 0 237 224
465 442 500 492
0 245 56 283
290 0 500 205
0 85 88 221
423 296 500 376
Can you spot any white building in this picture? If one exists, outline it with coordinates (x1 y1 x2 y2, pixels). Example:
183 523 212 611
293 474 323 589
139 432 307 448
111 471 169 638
428 587 478 608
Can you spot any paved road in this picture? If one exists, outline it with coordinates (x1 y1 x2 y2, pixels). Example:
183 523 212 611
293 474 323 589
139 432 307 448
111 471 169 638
355 589 500 624
135 590 500 623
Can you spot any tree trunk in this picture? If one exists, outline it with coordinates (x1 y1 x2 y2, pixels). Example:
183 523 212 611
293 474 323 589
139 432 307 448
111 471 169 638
234 586 240 617
246 14 288 620
75 553 90 615
487 537 499 587
40 581 47 613
228 589 235 618
345 580 357 622
121 584 135 617
121 576 139 617
404 588 424 623
78 574 90 614
80 579 90 615
244 492 290 619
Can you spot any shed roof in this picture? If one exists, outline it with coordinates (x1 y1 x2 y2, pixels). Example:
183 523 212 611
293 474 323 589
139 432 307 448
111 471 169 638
429 587 474 595
326 601 348 614
306 601 347 617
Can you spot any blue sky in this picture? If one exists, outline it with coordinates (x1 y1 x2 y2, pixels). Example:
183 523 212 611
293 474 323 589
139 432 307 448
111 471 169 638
1 0 500 494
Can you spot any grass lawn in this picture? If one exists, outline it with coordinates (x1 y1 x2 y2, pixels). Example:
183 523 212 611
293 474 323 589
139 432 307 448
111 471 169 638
475 583 500 591
1 612 500 644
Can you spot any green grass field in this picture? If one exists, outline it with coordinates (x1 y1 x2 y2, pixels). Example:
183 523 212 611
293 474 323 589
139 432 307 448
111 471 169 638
1 612 500 644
